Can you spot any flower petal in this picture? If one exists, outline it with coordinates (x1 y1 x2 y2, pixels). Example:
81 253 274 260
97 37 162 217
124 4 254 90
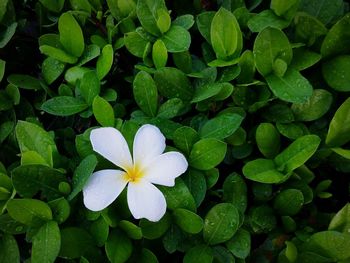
90 127 132 170
127 180 166 222
143 152 188 186
133 124 166 169
83 169 127 211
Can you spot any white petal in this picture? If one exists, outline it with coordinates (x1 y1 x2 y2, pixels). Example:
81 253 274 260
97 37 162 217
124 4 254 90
90 127 132 170
83 169 127 211
133 124 166 170
127 180 166 222
143 152 188 186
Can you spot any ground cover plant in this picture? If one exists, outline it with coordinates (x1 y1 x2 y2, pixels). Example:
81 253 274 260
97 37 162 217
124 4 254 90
0 0 350 262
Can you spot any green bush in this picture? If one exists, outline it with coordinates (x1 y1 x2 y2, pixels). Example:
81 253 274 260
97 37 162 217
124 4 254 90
0 0 350 262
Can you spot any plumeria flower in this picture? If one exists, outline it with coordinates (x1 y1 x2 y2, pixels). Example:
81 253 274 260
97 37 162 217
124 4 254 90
83 124 188 222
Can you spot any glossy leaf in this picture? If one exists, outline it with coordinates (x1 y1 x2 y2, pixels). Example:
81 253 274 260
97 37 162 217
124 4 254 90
42 96 88 116
58 12 84 57
133 71 158 117
274 135 321 172
326 98 350 147
189 138 227 170
32 221 61 263
203 203 240 245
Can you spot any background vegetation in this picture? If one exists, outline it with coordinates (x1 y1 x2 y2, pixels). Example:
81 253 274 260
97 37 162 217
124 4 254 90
0 0 350 262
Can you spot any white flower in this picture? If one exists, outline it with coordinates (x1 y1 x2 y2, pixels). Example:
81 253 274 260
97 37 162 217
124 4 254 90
83 124 188 222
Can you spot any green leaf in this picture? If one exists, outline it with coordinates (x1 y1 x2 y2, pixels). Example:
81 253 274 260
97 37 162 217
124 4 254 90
154 67 193 101
294 13 327 46
65 66 90 85
42 57 65 85
68 154 97 200
0 234 20 263
203 203 240 245
276 122 306 140
12 165 66 200
90 217 109 246
199 113 243 140
124 31 149 58
271 0 298 17
285 241 298 262
173 126 199 156
157 98 184 119
173 208 203 234
196 11 215 44
326 97 350 147
15 121 57 167
273 189 304 216
173 14 195 30
152 39 167 69
42 96 88 116
323 55 350 92
243 159 286 183
7 198 52 227
184 245 213 263
0 59 6 83
282 214 298 233
0 91 13 111
139 213 171 239
162 225 182 253
59 227 95 259
299 0 344 25
48 197 70 224
191 82 225 103
119 220 142 240
92 96 115 127
253 27 292 77
223 173 247 213
0 22 17 48
321 13 350 59
0 121 14 144
156 8 171 33
210 8 242 59
40 45 78 64
303 231 350 261
189 138 227 170
7 74 41 90
107 0 136 19
265 68 313 103
161 25 191 53
329 203 350 234
79 71 100 105
249 205 277 233
39 0 65 13
331 147 350 160
136 0 166 36
256 123 281 158
106 229 132 263
32 221 61 263
139 248 158 263
58 12 84 57
133 71 158 117
247 10 289 33
0 214 27 235
274 135 321 172
159 178 196 212
183 169 207 207
0 0 9 22
290 47 321 71
96 44 113 80
273 58 287 77
212 246 235 263
226 229 251 259
77 44 101 66
292 89 332 121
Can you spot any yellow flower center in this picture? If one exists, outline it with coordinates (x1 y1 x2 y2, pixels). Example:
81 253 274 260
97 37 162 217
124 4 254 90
124 164 143 183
